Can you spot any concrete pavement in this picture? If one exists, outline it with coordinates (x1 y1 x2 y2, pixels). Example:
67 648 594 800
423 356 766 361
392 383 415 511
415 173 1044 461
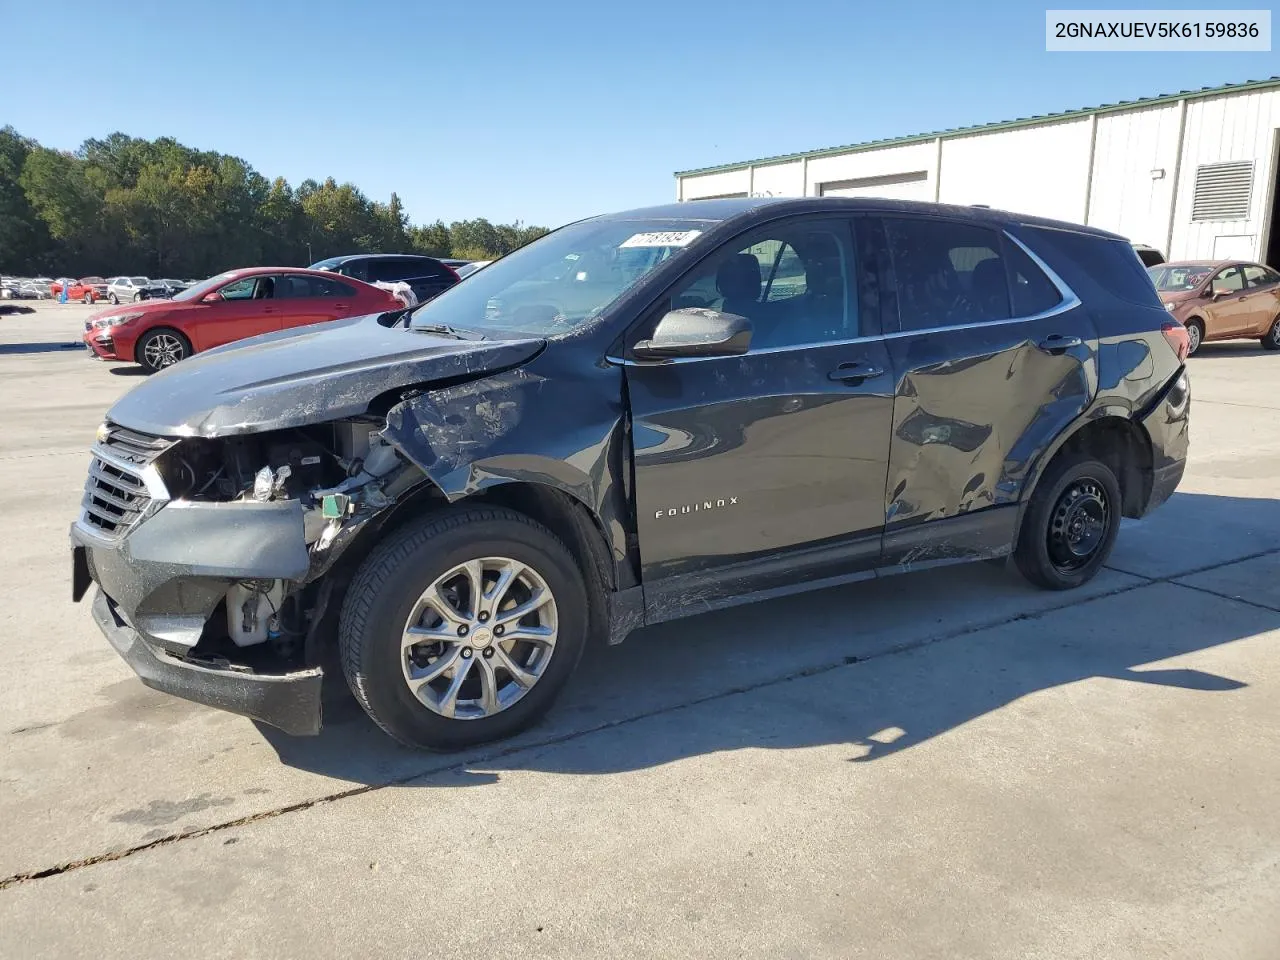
2 303 1278 957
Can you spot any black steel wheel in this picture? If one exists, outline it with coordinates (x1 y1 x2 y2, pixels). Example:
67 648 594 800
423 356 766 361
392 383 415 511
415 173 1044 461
1014 452 1122 590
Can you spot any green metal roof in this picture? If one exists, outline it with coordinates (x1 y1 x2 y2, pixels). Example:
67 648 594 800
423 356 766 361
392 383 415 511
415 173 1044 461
674 76 1280 178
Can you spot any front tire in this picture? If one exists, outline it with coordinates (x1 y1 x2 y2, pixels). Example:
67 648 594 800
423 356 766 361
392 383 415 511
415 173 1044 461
108 293 119 305
1261 315 1280 351
1014 453 1122 591
82 292 92 304
338 506 590 750
135 327 191 373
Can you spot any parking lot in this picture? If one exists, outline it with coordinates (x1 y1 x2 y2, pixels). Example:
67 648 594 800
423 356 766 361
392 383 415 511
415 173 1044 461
1 301 1278 958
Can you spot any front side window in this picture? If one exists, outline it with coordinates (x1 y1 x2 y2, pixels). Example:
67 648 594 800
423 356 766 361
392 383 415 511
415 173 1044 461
218 277 260 301
663 220 857 350
1211 267 1244 294
884 218 1010 331
409 218 715 336
130 277 147 286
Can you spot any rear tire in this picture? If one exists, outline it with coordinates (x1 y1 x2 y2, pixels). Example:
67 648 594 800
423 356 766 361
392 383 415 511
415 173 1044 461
135 327 191 373
338 506 590 751
1185 318 1204 356
1014 453 1122 591
1261 316 1280 351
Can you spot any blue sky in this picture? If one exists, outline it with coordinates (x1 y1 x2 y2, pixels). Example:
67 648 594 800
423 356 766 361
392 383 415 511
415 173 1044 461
4 0 1276 229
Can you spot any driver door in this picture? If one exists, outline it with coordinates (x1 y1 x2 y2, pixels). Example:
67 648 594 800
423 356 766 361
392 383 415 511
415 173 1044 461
199 275 283 349
1204 265 1252 337
623 216 894 618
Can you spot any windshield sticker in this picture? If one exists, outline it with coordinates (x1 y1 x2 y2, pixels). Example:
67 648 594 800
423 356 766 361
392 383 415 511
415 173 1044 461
619 230 702 249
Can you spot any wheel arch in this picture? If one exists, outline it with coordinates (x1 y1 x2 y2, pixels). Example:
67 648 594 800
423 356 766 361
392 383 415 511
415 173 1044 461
326 475 623 654
1015 413 1153 540
130 324 190 364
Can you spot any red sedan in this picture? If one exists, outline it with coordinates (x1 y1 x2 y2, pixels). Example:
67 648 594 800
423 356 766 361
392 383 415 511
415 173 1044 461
51 277 109 303
82 267 402 372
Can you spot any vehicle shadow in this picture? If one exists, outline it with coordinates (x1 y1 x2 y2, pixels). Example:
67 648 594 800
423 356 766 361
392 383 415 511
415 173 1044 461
259 491 1280 785
108 366 148 377
0 342 85 355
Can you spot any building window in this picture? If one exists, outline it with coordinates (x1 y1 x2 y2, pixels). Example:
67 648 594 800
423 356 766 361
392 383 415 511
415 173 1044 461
1191 161 1254 222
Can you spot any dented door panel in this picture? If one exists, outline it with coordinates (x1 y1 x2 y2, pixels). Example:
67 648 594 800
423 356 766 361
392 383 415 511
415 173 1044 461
881 308 1098 550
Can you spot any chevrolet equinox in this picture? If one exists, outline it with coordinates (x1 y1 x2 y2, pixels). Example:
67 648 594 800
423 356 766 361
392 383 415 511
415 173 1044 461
70 198 1191 750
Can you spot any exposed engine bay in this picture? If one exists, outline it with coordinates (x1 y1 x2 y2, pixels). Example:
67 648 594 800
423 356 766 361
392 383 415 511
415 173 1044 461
146 418 425 659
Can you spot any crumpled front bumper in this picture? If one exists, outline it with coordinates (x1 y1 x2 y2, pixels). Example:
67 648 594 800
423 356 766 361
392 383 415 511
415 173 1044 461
90 588 323 735
71 497 324 735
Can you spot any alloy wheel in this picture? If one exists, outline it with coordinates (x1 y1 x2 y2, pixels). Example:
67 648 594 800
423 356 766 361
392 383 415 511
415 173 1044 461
1187 322 1202 355
143 333 185 369
1268 318 1280 347
1046 478 1109 574
401 557 558 720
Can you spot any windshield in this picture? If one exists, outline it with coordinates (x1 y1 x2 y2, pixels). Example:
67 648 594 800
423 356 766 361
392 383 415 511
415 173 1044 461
170 273 234 301
409 218 712 336
130 276 148 284
1147 262 1214 292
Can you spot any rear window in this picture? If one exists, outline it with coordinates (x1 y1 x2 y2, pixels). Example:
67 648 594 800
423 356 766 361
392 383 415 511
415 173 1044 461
1026 228 1160 307
372 258 449 283
1004 240 1063 316
883 217 1012 331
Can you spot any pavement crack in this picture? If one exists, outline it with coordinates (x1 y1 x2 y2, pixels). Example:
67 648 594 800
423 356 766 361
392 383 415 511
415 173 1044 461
4 546 1278 891
1169 578 1280 615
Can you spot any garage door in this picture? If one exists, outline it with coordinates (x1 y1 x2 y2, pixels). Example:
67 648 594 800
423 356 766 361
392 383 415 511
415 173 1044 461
819 170 931 201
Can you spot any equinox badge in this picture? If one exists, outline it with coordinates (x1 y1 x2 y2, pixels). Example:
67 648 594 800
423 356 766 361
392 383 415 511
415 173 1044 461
655 497 739 519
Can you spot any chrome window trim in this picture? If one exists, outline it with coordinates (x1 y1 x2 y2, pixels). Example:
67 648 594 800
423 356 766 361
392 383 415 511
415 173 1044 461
609 227 1083 365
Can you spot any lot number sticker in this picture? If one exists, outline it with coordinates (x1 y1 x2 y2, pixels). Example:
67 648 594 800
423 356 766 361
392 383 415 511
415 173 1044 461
620 230 702 248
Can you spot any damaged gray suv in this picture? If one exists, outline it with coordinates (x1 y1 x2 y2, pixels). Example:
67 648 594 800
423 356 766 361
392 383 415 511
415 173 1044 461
71 198 1191 750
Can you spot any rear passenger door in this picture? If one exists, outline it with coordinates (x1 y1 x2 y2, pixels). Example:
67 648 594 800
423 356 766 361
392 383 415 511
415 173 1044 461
871 215 1096 565
1241 264 1280 336
272 275 334 329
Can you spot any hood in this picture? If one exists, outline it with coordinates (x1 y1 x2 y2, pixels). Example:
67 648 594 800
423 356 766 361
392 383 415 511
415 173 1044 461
1157 289 1202 305
106 313 545 437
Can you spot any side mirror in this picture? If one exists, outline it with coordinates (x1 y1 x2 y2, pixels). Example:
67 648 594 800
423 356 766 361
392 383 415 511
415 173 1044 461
202 292 223 303
1210 289 1227 301
632 308 752 360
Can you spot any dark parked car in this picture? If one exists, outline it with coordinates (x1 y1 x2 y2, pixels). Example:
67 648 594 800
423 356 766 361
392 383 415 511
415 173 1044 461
71 198 1189 751
310 253 459 305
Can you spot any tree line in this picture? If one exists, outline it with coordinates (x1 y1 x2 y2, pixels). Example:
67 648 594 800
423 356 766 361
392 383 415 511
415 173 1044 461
0 127 549 278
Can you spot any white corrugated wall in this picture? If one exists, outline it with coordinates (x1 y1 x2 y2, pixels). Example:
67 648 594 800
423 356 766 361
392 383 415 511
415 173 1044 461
1170 88 1280 261
937 119 1094 223
675 86 1280 262
1086 103 1183 251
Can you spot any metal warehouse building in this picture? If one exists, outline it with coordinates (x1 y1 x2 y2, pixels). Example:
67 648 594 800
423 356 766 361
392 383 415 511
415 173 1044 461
675 77 1280 269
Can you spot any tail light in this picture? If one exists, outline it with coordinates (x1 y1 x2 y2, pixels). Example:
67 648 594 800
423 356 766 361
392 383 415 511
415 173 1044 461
1160 320 1189 363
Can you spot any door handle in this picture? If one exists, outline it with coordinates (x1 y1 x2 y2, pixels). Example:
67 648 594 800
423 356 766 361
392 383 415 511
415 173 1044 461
1036 334 1082 353
828 362 884 382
